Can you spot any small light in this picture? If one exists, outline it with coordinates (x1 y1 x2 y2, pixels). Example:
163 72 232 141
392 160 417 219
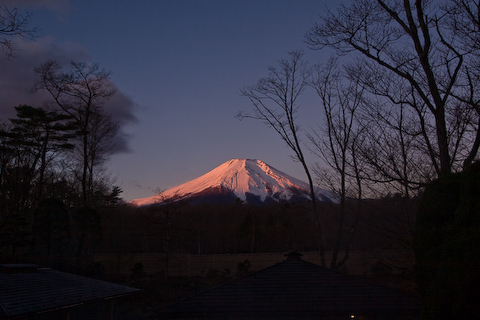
350 314 355 319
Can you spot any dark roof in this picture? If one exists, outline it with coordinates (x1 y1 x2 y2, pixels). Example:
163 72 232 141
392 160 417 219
157 252 420 319
0 264 140 318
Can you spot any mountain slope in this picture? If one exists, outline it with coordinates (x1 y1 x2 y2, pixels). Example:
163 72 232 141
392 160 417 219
131 159 338 206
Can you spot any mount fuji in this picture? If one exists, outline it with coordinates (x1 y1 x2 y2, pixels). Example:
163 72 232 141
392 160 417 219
131 159 339 206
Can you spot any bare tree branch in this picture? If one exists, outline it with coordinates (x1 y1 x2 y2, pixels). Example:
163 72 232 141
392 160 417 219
0 5 37 58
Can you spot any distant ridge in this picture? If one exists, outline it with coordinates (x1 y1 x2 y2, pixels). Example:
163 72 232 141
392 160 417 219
131 159 338 206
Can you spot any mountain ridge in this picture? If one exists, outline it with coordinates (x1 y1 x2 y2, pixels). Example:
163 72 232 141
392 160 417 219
131 159 338 206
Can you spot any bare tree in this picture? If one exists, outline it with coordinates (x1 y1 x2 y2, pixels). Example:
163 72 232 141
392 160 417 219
309 59 365 269
305 0 480 178
0 5 37 58
443 1 480 170
33 60 118 205
238 50 326 266
446 1 480 49
355 93 438 193
83 111 119 203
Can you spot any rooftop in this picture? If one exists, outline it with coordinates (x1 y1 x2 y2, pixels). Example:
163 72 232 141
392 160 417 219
157 252 420 319
0 264 140 318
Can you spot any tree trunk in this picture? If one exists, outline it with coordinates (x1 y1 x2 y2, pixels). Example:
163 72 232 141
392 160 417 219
302 160 326 267
82 132 88 205
435 108 452 176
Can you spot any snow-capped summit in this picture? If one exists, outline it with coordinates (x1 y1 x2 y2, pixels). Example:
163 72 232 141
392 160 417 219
131 159 338 206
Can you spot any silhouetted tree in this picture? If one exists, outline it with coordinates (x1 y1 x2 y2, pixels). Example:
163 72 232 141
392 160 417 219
0 211 31 259
309 58 365 269
0 123 36 257
306 0 480 178
0 123 36 215
10 105 75 202
239 50 326 266
33 60 118 205
239 211 261 253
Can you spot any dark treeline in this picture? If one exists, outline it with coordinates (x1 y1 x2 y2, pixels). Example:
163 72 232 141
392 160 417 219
100 196 417 259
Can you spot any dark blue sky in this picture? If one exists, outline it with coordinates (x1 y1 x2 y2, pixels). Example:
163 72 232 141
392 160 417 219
1 0 339 201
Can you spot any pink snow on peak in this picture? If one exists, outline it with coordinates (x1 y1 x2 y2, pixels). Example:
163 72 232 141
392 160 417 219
131 159 336 206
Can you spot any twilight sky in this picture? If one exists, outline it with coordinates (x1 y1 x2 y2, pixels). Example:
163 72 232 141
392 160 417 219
0 0 340 201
